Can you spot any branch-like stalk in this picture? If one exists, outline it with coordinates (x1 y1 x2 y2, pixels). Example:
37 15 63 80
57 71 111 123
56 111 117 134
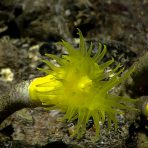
124 52 148 97
0 81 41 124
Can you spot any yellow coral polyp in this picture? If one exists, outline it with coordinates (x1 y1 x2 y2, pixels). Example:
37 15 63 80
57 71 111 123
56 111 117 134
29 29 135 140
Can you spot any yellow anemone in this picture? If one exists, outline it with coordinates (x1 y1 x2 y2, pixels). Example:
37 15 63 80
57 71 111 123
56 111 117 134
29 29 136 140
